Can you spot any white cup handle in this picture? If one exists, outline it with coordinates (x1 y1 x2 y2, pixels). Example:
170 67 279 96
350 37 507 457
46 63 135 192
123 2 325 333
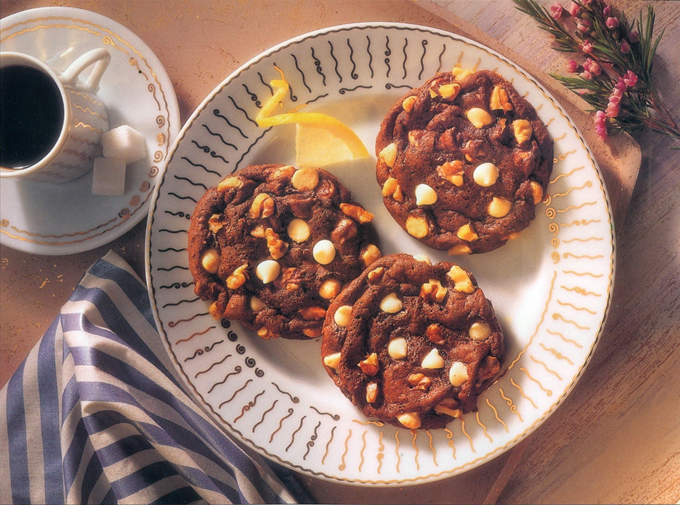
60 48 111 93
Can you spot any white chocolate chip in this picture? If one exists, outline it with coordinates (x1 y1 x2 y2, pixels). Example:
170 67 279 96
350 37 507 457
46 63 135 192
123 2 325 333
397 412 421 429
469 321 492 341
366 382 379 403
255 260 281 284
449 362 469 387
250 296 265 312
287 218 311 243
467 107 493 128
388 337 408 359
379 142 398 168
324 352 342 372
406 215 429 238
488 197 512 218
380 293 403 313
313 239 336 265
421 348 445 369
413 254 432 264
201 248 220 274
415 183 438 206
291 167 319 191
319 278 342 299
334 305 352 327
473 162 499 187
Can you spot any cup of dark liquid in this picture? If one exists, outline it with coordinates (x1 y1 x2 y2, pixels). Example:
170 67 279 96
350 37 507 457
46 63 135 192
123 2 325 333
1 48 111 182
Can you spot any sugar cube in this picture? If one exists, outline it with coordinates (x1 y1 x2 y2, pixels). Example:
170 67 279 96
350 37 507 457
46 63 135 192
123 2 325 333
92 157 126 196
101 125 147 163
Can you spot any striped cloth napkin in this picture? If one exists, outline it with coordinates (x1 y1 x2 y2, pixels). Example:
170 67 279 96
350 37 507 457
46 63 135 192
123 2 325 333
0 251 310 504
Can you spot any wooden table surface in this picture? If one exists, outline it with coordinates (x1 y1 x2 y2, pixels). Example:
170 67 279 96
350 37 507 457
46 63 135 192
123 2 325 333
2 1 679 503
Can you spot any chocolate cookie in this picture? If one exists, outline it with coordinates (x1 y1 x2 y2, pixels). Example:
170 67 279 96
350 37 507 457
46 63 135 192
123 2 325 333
188 164 381 340
321 253 504 430
375 69 553 254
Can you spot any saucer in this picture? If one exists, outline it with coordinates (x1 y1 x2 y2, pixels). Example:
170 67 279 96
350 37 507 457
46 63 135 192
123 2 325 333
0 7 180 255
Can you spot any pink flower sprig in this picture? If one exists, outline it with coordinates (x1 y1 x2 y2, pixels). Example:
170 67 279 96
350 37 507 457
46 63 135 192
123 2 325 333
514 0 680 144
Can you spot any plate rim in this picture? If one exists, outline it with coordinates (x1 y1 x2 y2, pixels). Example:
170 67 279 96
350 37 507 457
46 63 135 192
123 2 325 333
145 21 616 486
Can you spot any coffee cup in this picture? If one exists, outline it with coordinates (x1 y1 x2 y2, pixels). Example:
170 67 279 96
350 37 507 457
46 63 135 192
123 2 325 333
0 48 111 183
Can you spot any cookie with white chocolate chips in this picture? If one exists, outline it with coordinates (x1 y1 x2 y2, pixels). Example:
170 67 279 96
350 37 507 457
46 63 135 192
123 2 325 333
188 164 380 340
376 68 553 254
321 253 504 430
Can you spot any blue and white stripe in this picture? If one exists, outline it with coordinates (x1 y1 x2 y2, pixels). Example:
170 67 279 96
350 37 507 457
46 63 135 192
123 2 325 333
1 251 306 504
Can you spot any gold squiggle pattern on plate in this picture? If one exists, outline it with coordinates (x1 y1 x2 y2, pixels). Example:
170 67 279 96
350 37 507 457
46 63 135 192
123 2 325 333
476 412 492 443
486 399 508 432
547 328 583 348
549 181 592 200
0 24 99 42
563 236 603 243
553 149 576 163
520 368 553 396
103 35 128 53
499 388 523 422
562 270 604 279
557 299 597 314
551 251 560 264
129 57 147 78
552 132 567 141
411 430 420 471
550 165 584 184
322 426 336 465
460 417 475 452
286 416 306 452
176 326 215 345
352 419 384 426
339 430 352 471
377 431 385 474
395 431 401 473
359 431 367 472
552 313 590 330
510 378 538 408
270 408 295 444
561 285 602 297
149 83 161 109
563 252 604 260
7 216 117 238
426 430 438 467
546 117 554 126
530 355 562 380
539 343 574 365
556 201 597 213
444 428 456 459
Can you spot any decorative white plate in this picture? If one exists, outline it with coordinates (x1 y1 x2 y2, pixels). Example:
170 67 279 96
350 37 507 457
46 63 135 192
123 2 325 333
0 7 180 255
146 23 615 485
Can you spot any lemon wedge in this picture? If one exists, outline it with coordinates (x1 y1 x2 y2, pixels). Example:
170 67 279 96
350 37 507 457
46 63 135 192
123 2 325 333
256 70 368 167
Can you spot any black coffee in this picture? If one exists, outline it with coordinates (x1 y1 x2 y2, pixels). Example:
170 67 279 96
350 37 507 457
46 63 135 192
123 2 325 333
1 64 65 169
